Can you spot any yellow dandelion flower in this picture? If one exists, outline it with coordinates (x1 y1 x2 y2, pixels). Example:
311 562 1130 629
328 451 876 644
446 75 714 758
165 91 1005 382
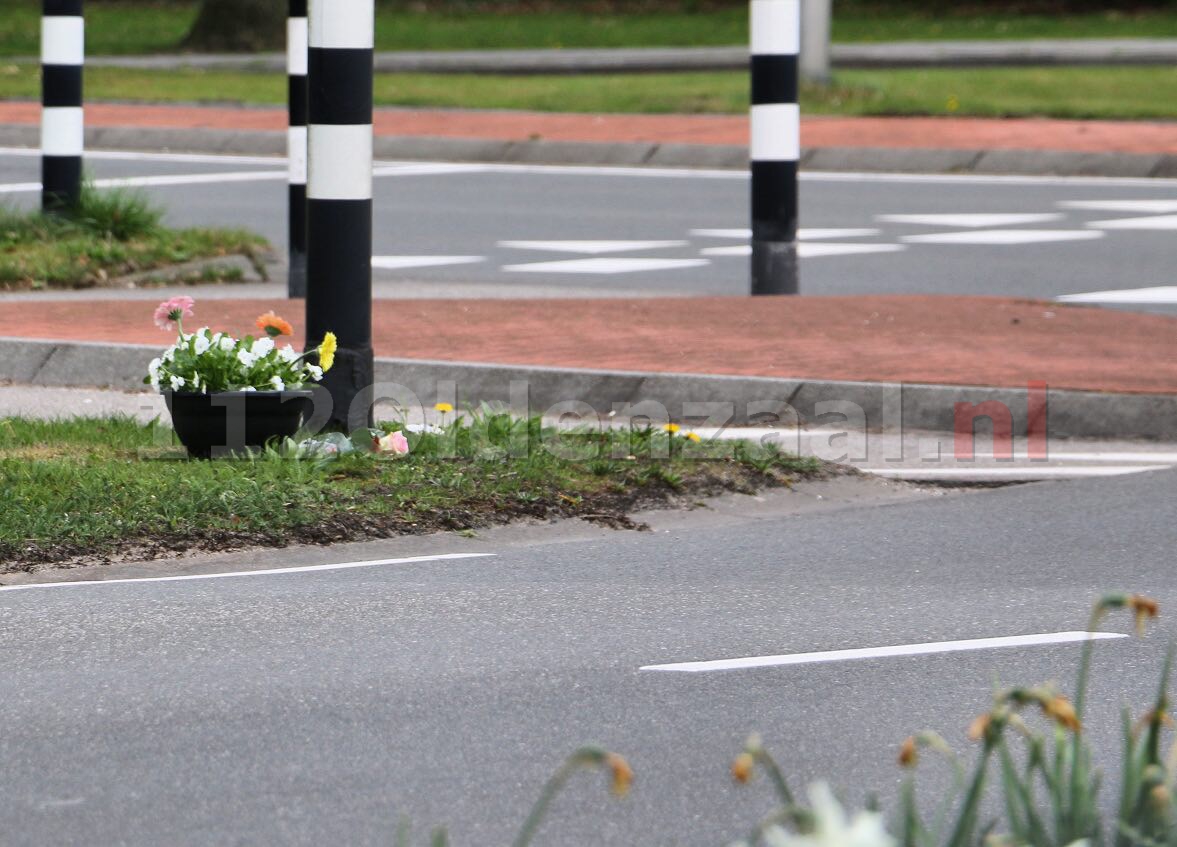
662 423 681 434
318 332 337 373
686 432 702 443
434 402 454 415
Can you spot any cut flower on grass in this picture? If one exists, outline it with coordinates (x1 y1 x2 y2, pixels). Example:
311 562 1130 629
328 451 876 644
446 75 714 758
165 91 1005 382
144 299 334 393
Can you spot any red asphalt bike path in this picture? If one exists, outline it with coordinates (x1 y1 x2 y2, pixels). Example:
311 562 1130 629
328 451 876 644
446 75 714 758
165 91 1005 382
1 102 1177 154
0 102 1175 397
1 297 1175 396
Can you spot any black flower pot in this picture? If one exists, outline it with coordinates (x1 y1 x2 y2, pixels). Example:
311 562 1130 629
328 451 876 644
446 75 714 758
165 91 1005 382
163 390 314 459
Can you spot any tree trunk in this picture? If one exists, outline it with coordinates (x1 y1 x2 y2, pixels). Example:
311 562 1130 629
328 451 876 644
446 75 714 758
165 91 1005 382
182 0 285 52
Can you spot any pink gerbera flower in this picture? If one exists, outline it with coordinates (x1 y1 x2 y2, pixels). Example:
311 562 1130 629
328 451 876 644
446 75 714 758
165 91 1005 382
154 296 196 331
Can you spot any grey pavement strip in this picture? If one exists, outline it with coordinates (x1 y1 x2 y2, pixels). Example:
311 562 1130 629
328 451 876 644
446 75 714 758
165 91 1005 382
2 337 1175 441
2 125 1172 178
63 39 1177 74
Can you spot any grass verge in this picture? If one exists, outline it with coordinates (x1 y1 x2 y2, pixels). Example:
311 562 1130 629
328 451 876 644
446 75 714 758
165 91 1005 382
4 63 1175 120
0 414 826 573
2 3 1177 56
0 185 268 290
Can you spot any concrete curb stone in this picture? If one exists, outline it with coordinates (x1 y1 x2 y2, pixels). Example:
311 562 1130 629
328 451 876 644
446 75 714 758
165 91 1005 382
3 337 1175 441
3 125 1170 179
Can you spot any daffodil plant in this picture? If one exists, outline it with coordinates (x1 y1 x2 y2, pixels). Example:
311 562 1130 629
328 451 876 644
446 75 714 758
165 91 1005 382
145 296 337 393
729 593 1169 847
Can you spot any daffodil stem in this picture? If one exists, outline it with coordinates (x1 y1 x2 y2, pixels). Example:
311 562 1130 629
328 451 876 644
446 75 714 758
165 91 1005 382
511 757 587 847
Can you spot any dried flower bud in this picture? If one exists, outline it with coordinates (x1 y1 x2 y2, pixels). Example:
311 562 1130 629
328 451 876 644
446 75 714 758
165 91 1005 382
1041 695 1081 733
1130 595 1160 636
898 737 918 768
967 714 991 743
731 752 755 784
605 752 633 798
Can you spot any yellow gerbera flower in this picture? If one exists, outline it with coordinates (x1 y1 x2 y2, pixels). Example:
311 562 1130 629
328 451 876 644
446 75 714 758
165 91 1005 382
318 332 337 373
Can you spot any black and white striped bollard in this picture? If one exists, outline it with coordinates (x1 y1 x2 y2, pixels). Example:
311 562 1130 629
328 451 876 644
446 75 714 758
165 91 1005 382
750 0 800 295
41 0 84 212
305 0 375 430
287 0 308 298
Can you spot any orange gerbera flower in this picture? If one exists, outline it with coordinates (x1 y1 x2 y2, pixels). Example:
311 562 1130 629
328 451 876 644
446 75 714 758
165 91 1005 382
256 311 294 338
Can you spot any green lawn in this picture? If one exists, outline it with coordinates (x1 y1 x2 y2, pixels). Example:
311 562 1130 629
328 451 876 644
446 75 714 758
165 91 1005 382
0 185 267 290
0 1 1176 56
3 63 1175 120
0 414 819 570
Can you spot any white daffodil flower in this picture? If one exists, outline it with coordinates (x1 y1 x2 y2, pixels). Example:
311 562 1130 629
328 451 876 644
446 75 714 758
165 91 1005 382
762 784 895 847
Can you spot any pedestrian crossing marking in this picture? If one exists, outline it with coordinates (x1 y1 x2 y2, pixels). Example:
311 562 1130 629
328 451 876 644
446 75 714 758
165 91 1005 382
1060 200 1177 214
878 213 1062 228
1086 214 1177 231
498 240 688 254
371 256 484 270
502 257 709 274
902 229 1104 246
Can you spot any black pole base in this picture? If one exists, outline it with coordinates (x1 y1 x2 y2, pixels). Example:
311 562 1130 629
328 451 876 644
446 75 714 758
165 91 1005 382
315 345 375 433
751 239 799 296
41 155 82 215
287 251 307 299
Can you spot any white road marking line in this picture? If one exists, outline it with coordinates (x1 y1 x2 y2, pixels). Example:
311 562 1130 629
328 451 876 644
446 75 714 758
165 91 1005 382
1087 214 1177 231
878 213 1063 228
372 255 484 270
498 240 689 254
801 242 905 257
800 228 882 240
0 171 288 194
1058 286 1177 304
701 243 905 258
862 465 1171 479
0 146 285 166
1060 200 1177 214
692 227 883 240
641 631 1127 673
502 257 709 274
1046 452 1177 463
0 553 494 593
372 163 490 178
6 148 1177 188
691 228 751 239
902 229 1105 246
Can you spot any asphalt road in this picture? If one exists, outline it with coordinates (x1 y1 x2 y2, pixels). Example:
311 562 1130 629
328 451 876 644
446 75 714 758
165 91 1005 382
2 147 1176 312
2 468 1175 845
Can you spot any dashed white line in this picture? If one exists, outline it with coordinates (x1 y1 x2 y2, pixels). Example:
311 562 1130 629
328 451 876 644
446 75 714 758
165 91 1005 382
1087 214 1177 231
502 257 709 274
641 631 1127 673
498 240 689 254
902 229 1105 246
372 255 484 270
0 553 494 593
878 213 1063 228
